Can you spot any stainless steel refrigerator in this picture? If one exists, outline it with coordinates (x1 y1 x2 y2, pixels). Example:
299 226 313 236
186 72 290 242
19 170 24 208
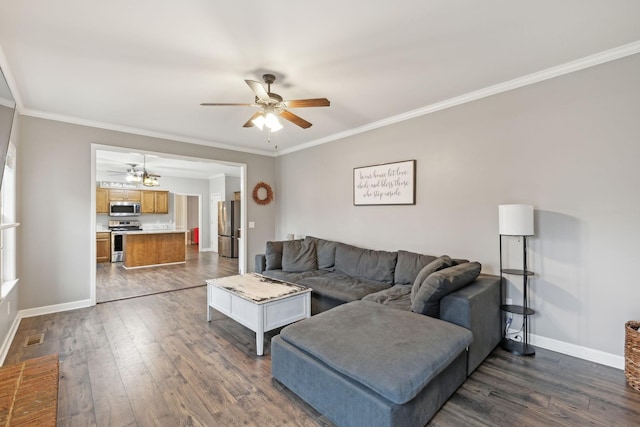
218 201 240 258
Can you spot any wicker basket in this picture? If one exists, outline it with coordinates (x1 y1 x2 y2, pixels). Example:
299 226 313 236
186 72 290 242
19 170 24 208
625 321 640 392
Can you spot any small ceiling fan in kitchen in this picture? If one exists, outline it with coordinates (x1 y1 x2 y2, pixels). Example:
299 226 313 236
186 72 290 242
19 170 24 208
109 157 161 187
200 74 330 132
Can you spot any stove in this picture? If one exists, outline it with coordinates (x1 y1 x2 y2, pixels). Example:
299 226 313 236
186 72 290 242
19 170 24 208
108 220 141 262
108 220 142 232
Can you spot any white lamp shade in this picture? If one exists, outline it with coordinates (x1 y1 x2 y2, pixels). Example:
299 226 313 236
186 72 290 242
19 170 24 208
499 204 534 236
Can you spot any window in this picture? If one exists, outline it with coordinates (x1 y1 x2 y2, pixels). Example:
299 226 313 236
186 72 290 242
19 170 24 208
1 142 18 298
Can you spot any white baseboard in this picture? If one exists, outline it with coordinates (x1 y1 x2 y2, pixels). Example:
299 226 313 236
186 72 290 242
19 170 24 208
506 328 624 370
530 333 624 370
0 298 93 365
0 314 22 365
19 299 93 319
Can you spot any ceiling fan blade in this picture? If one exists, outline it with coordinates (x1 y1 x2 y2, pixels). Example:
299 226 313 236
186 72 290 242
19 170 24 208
200 102 255 106
280 110 312 129
245 80 271 102
284 98 330 108
243 112 262 128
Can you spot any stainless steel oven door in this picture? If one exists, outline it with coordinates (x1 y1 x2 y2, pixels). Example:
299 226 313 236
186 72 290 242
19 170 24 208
111 232 124 262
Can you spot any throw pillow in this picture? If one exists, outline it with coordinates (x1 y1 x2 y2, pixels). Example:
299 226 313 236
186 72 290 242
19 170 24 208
410 255 455 301
282 240 318 272
411 262 481 318
265 240 284 270
305 236 337 270
394 250 437 286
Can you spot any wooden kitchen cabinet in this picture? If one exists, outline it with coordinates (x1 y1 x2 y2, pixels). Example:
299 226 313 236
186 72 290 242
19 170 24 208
141 191 155 214
141 190 169 214
109 189 141 201
96 232 111 263
96 188 109 214
155 191 169 213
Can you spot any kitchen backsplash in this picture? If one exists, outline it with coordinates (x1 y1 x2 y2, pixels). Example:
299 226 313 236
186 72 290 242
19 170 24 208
142 223 175 230
96 217 177 231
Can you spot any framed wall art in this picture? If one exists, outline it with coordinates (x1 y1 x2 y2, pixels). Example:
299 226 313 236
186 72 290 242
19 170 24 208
353 159 416 206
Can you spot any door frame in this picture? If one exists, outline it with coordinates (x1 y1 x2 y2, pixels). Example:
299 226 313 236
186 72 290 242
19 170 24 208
210 192 222 253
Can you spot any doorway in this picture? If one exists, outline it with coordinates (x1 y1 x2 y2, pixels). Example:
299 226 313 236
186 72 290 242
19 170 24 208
175 194 200 247
91 144 247 305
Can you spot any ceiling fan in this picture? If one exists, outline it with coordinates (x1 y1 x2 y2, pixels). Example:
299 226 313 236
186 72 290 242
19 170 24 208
200 74 330 131
108 157 161 187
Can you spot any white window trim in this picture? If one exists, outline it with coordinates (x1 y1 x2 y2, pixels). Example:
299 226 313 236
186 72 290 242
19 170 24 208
0 142 18 299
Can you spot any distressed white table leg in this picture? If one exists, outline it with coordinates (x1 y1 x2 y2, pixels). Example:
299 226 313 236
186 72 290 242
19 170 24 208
256 331 264 356
256 304 265 356
207 284 212 321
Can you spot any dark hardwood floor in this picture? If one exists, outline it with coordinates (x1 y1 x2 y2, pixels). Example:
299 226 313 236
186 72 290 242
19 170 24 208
96 245 238 303
6 255 640 426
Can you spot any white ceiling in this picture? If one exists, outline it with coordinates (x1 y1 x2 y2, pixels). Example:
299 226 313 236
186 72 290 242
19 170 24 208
95 149 241 180
1 1 640 157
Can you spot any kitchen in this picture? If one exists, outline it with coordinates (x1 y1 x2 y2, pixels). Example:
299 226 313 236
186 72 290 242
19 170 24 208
95 148 243 303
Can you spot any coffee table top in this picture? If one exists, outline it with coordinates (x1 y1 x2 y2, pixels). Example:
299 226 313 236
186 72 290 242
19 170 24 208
206 273 310 304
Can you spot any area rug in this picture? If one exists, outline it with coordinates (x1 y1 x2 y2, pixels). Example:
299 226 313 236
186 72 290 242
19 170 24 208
0 354 59 426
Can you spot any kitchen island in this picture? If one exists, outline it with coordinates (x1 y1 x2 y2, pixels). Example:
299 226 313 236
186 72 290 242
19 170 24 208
123 230 187 269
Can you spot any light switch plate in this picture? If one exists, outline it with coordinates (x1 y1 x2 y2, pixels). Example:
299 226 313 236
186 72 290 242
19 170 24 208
249 221 255 228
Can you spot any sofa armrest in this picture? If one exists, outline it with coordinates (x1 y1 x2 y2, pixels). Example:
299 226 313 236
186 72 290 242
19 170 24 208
255 254 266 273
440 274 501 375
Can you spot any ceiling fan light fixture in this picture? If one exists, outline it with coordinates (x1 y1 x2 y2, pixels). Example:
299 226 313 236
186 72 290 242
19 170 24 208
252 113 266 130
143 175 159 187
265 112 282 132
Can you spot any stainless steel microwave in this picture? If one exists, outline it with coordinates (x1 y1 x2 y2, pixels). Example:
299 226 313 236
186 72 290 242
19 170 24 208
109 201 141 216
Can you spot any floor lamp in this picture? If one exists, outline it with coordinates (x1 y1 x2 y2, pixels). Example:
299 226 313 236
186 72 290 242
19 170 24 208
499 204 536 356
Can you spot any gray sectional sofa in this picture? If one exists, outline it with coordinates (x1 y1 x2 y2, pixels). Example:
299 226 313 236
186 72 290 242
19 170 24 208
255 236 501 427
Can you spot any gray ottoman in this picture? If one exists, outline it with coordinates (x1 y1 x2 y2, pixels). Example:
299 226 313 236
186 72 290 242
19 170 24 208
272 300 473 427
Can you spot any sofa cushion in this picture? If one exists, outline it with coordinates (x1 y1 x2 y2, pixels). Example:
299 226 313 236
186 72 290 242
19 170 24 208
261 269 330 283
334 243 397 284
305 236 337 271
412 262 481 317
282 240 318 272
361 284 412 311
265 241 284 271
410 255 455 301
298 272 390 303
394 250 437 285
280 300 473 405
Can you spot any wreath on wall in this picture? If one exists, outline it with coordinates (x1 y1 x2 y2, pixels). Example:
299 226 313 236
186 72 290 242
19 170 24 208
252 182 274 205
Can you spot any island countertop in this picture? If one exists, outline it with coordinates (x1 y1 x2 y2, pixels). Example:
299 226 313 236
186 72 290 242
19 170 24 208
126 229 187 235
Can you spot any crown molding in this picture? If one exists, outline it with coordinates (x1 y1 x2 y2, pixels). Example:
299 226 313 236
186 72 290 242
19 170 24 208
0 43 23 111
276 40 640 156
4 39 639 158
20 108 276 157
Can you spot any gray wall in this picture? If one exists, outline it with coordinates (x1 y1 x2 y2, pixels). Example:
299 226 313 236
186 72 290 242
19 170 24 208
275 53 640 358
17 116 276 310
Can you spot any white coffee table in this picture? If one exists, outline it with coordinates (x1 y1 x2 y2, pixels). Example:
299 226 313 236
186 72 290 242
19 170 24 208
206 273 311 356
